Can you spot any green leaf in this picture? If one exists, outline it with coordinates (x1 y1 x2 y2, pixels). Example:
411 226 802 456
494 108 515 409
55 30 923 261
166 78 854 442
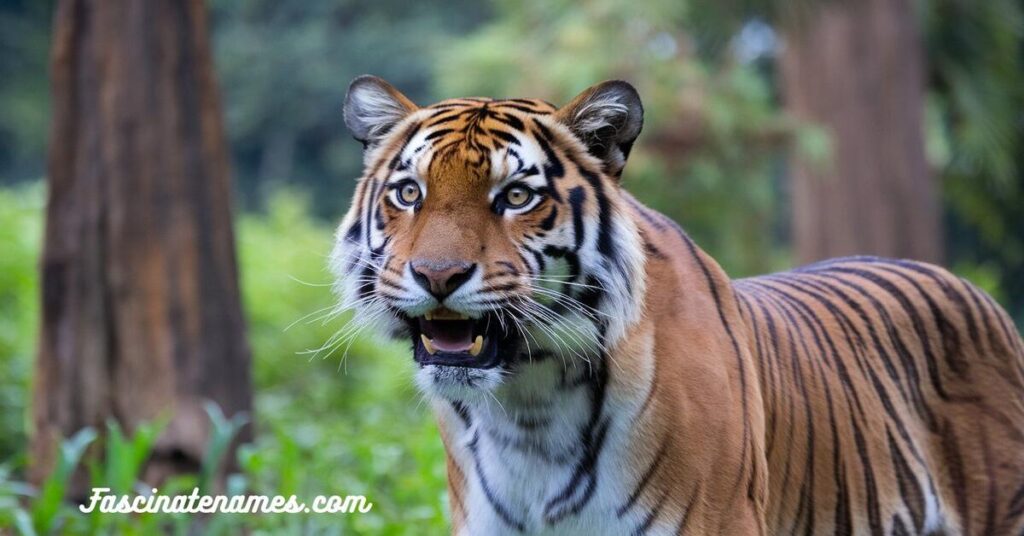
31 427 97 535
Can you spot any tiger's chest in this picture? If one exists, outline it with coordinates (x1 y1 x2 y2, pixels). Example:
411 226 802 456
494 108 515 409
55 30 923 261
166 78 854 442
439 358 649 535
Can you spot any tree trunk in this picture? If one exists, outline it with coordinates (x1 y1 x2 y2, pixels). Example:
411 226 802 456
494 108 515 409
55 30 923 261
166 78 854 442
31 0 252 494
781 0 942 264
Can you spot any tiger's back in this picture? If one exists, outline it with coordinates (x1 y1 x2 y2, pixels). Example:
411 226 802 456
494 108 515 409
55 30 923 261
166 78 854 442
734 256 1024 535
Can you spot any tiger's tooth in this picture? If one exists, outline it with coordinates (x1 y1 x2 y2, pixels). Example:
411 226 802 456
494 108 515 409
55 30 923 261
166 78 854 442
424 311 434 321
421 334 438 355
468 335 484 356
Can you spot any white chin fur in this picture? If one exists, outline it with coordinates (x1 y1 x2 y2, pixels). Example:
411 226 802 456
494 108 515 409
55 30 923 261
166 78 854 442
415 365 505 402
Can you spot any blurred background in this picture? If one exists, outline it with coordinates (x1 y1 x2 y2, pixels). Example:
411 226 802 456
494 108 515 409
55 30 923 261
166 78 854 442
0 0 1021 533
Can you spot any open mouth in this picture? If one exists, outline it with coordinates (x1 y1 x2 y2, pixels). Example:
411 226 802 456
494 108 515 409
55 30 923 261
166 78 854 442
411 308 505 369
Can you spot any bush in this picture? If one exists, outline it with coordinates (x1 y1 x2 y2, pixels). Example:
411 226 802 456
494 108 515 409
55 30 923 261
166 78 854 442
0 183 42 462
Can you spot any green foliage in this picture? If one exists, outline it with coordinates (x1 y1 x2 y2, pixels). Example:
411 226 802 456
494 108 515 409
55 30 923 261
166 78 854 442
0 410 244 535
925 0 1024 189
1 427 98 535
92 421 164 497
236 188 343 390
199 403 248 495
0 183 42 461
923 0 1024 323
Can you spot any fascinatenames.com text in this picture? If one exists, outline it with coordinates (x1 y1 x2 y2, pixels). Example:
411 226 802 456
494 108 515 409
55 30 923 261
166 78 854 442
79 487 373 514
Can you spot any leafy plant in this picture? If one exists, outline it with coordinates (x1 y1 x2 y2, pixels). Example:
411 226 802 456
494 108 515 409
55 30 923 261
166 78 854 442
15 428 97 535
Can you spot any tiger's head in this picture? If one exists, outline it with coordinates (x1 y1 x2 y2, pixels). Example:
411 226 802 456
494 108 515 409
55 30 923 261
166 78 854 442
330 76 647 401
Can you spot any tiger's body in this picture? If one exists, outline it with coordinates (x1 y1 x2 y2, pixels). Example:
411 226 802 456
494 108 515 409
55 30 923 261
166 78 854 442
735 256 1024 535
331 76 1024 535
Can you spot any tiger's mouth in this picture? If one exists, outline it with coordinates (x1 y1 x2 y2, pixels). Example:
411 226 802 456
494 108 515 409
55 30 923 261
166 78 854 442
410 308 507 369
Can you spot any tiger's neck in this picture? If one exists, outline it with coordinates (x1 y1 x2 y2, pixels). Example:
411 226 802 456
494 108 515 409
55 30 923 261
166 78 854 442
433 341 656 534
433 239 662 534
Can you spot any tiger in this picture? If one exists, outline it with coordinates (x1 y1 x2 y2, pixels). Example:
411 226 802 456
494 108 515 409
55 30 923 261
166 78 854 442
329 75 1024 535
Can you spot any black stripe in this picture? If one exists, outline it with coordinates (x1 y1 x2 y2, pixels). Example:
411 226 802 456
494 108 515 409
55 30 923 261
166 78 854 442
576 165 614 260
631 488 669 535
544 360 610 523
680 235 754 510
450 401 472 427
567 186 586 250
468 432 526 532
887 427 925 532
491 112 525 130
363 179 381 249
424 128 455 141
892 515 911 536
344 219 361 243
387 123 423 172
1007 479 1024 518
671 482 701 534
532 122 566 183
617 437 669 517
487 127 521 146
939 420 970 533
500 103 551 114
424 109 470 127
539 205 559 231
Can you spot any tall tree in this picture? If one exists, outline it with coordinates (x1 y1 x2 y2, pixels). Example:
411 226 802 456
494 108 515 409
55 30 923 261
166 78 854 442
780 0 942 263
31 0 252 493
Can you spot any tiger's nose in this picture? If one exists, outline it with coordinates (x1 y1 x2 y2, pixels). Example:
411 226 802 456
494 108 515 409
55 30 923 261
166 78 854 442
410 260 477 300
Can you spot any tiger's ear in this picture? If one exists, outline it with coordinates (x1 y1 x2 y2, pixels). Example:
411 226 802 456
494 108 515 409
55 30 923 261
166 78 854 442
555 80 643 178
343 75 419 148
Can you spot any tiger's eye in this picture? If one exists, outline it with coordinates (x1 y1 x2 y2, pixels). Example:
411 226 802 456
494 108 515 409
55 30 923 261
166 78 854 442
398 182 421 206
504 186 532 208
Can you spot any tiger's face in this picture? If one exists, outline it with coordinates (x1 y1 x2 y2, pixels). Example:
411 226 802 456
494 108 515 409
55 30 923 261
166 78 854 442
331 76 647 401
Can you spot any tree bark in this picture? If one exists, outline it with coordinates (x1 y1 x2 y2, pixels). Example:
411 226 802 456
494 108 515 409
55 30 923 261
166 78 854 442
32 0 252 494
781 0 942 264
